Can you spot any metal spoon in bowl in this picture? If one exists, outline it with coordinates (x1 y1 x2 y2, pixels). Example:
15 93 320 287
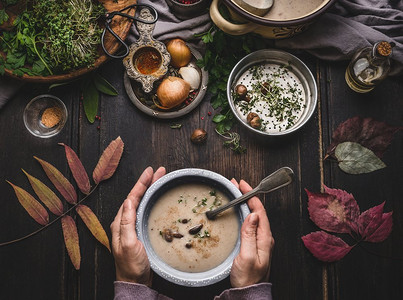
206 167 294 220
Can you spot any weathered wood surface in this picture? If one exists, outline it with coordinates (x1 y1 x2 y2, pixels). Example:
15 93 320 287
0 54 402 300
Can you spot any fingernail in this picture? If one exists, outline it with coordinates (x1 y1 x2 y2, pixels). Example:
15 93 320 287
249 213 258 225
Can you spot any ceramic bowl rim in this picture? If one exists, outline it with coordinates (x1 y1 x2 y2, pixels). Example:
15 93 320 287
136 168 250 287
222 0 337 26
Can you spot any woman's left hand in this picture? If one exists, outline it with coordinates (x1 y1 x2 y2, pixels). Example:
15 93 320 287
110 166 166 286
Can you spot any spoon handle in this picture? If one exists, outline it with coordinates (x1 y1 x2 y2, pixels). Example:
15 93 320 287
206 167 294 220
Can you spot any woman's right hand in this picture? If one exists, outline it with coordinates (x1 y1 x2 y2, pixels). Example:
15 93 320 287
230 179 275 288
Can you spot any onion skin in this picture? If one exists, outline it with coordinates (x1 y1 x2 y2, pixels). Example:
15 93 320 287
166 39 192 68
156 76 190 110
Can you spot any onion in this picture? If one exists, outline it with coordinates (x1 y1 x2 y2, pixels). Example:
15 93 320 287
179 67 200 90
166 39 192 68
156 76 190 110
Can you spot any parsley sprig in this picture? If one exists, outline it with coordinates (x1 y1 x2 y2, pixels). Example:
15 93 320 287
195 23 272 153
195 26 272 133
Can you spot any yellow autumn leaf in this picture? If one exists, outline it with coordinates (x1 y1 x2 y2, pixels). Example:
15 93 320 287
22 169 64 216
7 181 49 226
76 204 111 252
34 156 77 204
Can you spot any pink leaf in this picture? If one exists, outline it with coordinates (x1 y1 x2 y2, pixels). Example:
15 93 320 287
306 187 359 234
61 215 81 270
59 143 91 194
358 202 393 242
302 231 353 262
93 136 124 184
326 117 402 158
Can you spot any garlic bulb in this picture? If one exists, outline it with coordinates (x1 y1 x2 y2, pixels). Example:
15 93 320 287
156 76 190 110
179 67 201 90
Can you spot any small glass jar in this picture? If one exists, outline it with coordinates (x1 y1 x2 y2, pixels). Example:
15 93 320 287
345 41 395 93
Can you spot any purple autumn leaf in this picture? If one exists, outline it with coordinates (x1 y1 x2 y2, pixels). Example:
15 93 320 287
326 116 402 159
306 187 359 234
358 202 393 242
302 231 353 262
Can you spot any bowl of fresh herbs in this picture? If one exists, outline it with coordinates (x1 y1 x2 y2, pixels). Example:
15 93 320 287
0 0 136 82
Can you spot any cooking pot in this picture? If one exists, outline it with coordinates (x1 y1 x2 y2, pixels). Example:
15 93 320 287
210 0 336 39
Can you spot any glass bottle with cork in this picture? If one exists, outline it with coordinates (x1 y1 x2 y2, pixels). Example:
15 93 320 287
345 41 395 93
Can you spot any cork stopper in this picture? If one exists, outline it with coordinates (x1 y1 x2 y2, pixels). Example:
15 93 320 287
376 41 393 57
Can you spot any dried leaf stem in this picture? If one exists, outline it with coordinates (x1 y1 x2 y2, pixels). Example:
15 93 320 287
0 184 99 247
358 243 403 261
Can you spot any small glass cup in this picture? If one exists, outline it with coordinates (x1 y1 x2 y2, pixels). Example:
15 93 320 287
23 94 68 138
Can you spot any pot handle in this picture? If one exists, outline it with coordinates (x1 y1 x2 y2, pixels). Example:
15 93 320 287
209 0 258 35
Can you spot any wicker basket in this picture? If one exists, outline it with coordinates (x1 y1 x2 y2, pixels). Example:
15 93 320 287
1 0 137 83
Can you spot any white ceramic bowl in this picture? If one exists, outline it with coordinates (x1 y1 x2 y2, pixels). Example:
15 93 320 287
136 168 250 287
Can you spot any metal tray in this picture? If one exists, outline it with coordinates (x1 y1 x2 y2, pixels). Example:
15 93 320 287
124 45 208 119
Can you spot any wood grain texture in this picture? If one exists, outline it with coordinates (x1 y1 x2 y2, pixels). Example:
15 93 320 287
0 53 402 300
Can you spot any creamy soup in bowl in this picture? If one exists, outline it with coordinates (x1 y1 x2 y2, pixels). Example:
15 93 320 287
136 168 250 287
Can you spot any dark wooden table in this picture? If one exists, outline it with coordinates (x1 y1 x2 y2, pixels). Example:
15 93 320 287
0 51 402 300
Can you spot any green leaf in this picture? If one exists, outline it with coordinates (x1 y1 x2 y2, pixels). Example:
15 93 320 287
212 114 226 123
48 82 72 90
92 73 118 96
0 9 9 25
82 79 99 123
335 142 386 174
7 52 26 68
32 60 45 73
12 69 24 77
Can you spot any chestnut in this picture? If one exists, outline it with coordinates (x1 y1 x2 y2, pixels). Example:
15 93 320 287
191 128 207 144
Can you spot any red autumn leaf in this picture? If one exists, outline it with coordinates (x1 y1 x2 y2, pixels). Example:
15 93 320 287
358 202 393 242
34 156 77 204
22 169 64 216
76 204 111 252
61 215 81 270
326 117 402 159
59 143 91 195
306 187 359 234
365 212 393 243
302 231 353 262
93 136 124 184
7 181 49 226
323 186 360 233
